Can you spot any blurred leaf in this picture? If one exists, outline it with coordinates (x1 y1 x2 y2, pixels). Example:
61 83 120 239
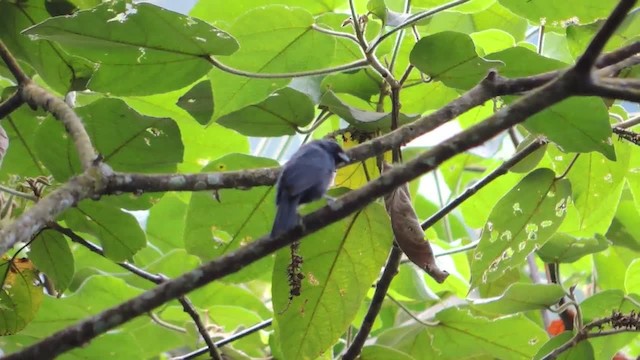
607 200 640 251
625 259 640 295
64 201 146 262
210 5 336 120
334 132 392 189
534 332 594 360
218 88 315 136
0 106 48 180
0 258 43 335
24 2 238 95
184 154 278 281
510 136 548 174
146 193 187 253
410 31 503 90
361 345 415 360
177 80 214 126
273 204 392 360
470 168 571 288
537 233 609 263
190 0 338 24
30 230 74 293
472 283 565 315
498 0 619 25
320 69 382 102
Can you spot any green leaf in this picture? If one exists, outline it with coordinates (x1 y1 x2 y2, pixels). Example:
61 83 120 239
36 98 184 181
184 154 278 280
534 332 595 360
470 168 571 288
625 259 640 295
469 29 515 54
319 91 420 131
523 97 615 160
486 46 567 76
64 201 147 262
0 258 43 335
273 204 392 360
379 309 547 359
607 200 640 251
29 230 74 293
190 0 338 24
537 233 609 263
361 345 415 360
0 106 48 181
24 2 238 95
566 8 640 59
498 0 619 25
472 283 565 315
556 141 631 237
410 31 503 90
218 87 315 136
121 250 199 290
320 69 383 102
510 136 548 174
177 80 214 126
0 0 92 93
210 5 336 120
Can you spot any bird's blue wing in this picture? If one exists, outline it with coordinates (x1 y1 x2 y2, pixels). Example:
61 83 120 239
277 145 333 202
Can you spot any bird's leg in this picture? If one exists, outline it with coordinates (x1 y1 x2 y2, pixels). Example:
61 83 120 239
324 195 340 210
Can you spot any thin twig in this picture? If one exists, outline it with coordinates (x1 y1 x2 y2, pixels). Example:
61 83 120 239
148 312 187 333
173 319 273 360
386 293 439 326
0 184 38 202
311 24 359 43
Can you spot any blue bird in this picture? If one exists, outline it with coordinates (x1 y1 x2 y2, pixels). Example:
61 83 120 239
271 140 350 237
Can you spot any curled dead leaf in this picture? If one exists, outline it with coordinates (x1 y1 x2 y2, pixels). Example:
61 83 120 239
382 163 449 283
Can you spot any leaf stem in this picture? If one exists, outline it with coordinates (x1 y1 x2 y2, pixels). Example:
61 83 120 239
207 56 369 79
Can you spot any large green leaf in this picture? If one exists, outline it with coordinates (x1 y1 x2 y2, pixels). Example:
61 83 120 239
606 200 640 251
0 105 48 180
537 233 609 263
210 5 336 120
183 154 278 280
472 283 565 315
29 230 74 293
0 0 92 93
64 201 147 262
273 204 392 360
320 91 420 131
24 2 238 95
566 8 640 59
35 98 184 181
556 142 631 237
146 193 187 253
470 168 571 288
378 309 547 359
218 87 315 136
498 0 619 25
190 0 339 25
410 31 503 90
0 258 43 335
534 332 595 360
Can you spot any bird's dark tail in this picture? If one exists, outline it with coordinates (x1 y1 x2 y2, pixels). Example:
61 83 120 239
271 198 299 237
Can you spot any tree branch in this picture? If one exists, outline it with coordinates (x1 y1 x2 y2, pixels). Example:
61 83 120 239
0 91 24 119
51 224 222 360
0 40 30 84
342 246 403 359
207 56 369 78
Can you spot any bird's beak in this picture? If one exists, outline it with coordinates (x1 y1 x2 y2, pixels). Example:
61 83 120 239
338 152 350 164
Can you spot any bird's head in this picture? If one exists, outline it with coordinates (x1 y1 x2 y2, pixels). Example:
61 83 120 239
315 140 350 165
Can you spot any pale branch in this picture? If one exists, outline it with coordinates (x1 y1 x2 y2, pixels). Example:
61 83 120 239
0 40 30 84
103 43 640 196
311 24 359 43
342 246 403 359
5 65 578 359
0 90 24 119
0 165 110 256
20 83 97 170
174 319 273 360
52 224 223 360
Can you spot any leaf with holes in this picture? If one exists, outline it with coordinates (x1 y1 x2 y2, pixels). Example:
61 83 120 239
273 203 392 360
24 2 238 95
410 31 503 90
29 230 74 293
177 80 214 126
210 5 336 120
63 201 146 262
470 168 571 288
217 87 315 136
184 154 278 281
0 258 43 335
